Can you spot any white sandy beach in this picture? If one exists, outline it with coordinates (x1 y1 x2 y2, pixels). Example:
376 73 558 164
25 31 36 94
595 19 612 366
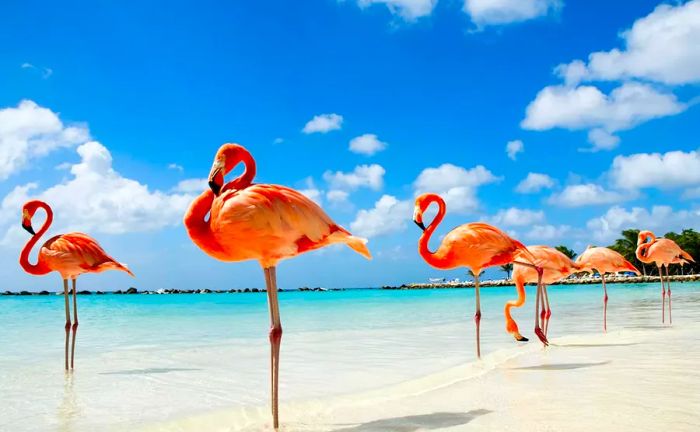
142 321 700 432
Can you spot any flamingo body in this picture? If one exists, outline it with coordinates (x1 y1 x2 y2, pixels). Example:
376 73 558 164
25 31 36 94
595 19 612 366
575 246 640 276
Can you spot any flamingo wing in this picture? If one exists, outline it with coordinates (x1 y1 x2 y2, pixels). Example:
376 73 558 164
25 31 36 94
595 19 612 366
41 233 133 276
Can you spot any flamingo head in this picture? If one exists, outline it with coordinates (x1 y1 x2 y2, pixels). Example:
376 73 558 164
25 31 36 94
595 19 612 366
20 200 43 235
637 230 656 246
636 242 652 262
413 193 444 231
208 143 250 196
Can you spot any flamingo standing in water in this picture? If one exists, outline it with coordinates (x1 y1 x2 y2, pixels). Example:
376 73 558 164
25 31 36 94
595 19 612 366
184 143 371 429
507 246 580 345
575 246 640 331
412 193 544 358
19 200 134 370
636 230 694 324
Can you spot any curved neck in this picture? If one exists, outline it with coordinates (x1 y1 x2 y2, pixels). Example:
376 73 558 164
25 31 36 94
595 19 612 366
19 203 52 275
418 196 451 268
184 190 221 254
223 148 257 192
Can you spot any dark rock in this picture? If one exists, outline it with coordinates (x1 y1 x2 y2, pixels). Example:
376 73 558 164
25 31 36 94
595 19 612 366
19 291 31 296
251 288 259 293
96 291 105 295
2 290 13 296
114 290 123 294
125 287 138 294
37 290 50 295
243 288 250 293
78 290 91 295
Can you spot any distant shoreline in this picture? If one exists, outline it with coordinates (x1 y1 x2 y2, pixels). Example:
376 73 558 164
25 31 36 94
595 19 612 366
3 274 699 296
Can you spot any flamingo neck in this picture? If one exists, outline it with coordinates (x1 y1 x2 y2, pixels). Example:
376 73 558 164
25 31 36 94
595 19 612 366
418 196 451 269
184 189 222 254
19 202 52 275
223 147 257 192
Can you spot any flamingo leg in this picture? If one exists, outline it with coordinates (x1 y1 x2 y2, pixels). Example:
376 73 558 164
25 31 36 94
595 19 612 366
542 284 551 337
264 267 283 430
474 273 482 359
62 279 71 371
666 266 672 325
70 278 79 369
602 274 608 332
533 269 548 346
659 265 666 323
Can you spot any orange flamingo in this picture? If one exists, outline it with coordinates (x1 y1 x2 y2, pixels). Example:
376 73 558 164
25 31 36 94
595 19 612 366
575 246 640 331
413 193 544 357
184 143 371 430
19 200 134 370
508 246 581 344
636 230 694 324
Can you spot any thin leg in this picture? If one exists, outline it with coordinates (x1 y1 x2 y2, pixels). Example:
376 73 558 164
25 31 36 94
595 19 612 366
666 266 672 325
602 274 608 332
474 273 482 359
659 265 666 324
533 269 548 346
265 267 283 430
63 279 71 371
70 279 79 369
542 284 551 337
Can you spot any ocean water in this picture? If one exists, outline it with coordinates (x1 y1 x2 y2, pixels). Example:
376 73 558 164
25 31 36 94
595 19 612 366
1 281 699 432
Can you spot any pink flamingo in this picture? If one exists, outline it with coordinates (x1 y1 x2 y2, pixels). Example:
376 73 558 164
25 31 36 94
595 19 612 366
19 200 134 370
636 230 694 324
575 246 640 331
184 143 371 429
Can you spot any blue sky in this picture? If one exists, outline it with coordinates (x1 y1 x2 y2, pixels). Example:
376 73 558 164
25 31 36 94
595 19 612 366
2 0 699 291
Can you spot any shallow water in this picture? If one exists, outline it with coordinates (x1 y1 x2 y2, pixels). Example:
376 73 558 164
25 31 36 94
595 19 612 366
1 282 698 431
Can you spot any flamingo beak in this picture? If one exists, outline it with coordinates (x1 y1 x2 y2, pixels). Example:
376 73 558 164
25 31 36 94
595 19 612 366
413 219 426 231
208 165 223 196
22 222 35 235
208 177 222 196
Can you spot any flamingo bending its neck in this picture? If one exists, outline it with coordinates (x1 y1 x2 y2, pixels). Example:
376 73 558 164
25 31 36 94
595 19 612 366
510 246 581 344
575 246 640 331
412 193 544 357
19 200 134 370
636 230 694 324
184 143 371 430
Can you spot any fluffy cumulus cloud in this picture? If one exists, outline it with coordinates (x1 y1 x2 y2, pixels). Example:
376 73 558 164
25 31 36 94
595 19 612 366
489 207 545 226
557 1 700 86
0 100 89 180
505 139 524 160
515 172 555 193
587 205 700 243
302 113 343 134
326 189 350 204
609 149 700 190
547 183 629 207
413 163 500 213
524 224 571 241
349 133 387 156
356 0 437 21
323 164 385 191
463 0 561 27
0 141 198 241
350 195 412 238
298 177 323 205
521 82 685 151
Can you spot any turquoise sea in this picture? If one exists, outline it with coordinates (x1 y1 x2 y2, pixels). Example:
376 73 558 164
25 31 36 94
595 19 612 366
1 281 699 431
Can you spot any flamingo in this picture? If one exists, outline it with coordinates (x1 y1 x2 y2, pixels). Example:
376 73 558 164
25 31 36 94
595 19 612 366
184 143 371 429
508 246 581 344
575 246 640 331
636 230 694 324
412 193 545 357
19 200 134 370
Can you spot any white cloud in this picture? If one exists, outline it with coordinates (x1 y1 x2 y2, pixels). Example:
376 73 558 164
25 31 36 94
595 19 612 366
522 82 685 151
609 149 700 190
326 189 350 203
586 205 700 243
349 133 387 156
323 164 385 191
20 63 52 79
505 139 524 160
557 1 700 86
173 178 207 193
515 172 555 193
490 207 545 226
302 113 343 134
413 163 500 213
524 224 571 241
168 163 184 172
0 100 89 180
463 0 560 27
273 137 284 144
548 183 630 207
0 141 198 239
357 0 437 21
682 187 700 200
350 195 411 238
298 177 323 205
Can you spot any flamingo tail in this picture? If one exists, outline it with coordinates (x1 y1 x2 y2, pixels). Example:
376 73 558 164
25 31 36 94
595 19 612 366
623 259 641 275
328 230 371 260
680 249 695 263
94 261 135 277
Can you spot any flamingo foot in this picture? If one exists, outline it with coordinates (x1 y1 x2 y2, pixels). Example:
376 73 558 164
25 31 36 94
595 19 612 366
534 326 548 346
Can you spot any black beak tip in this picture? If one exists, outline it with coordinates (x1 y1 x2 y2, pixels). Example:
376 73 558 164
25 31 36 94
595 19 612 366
516 336 529 342
414 220 426 231
208 181 221 196
22 224 35 235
